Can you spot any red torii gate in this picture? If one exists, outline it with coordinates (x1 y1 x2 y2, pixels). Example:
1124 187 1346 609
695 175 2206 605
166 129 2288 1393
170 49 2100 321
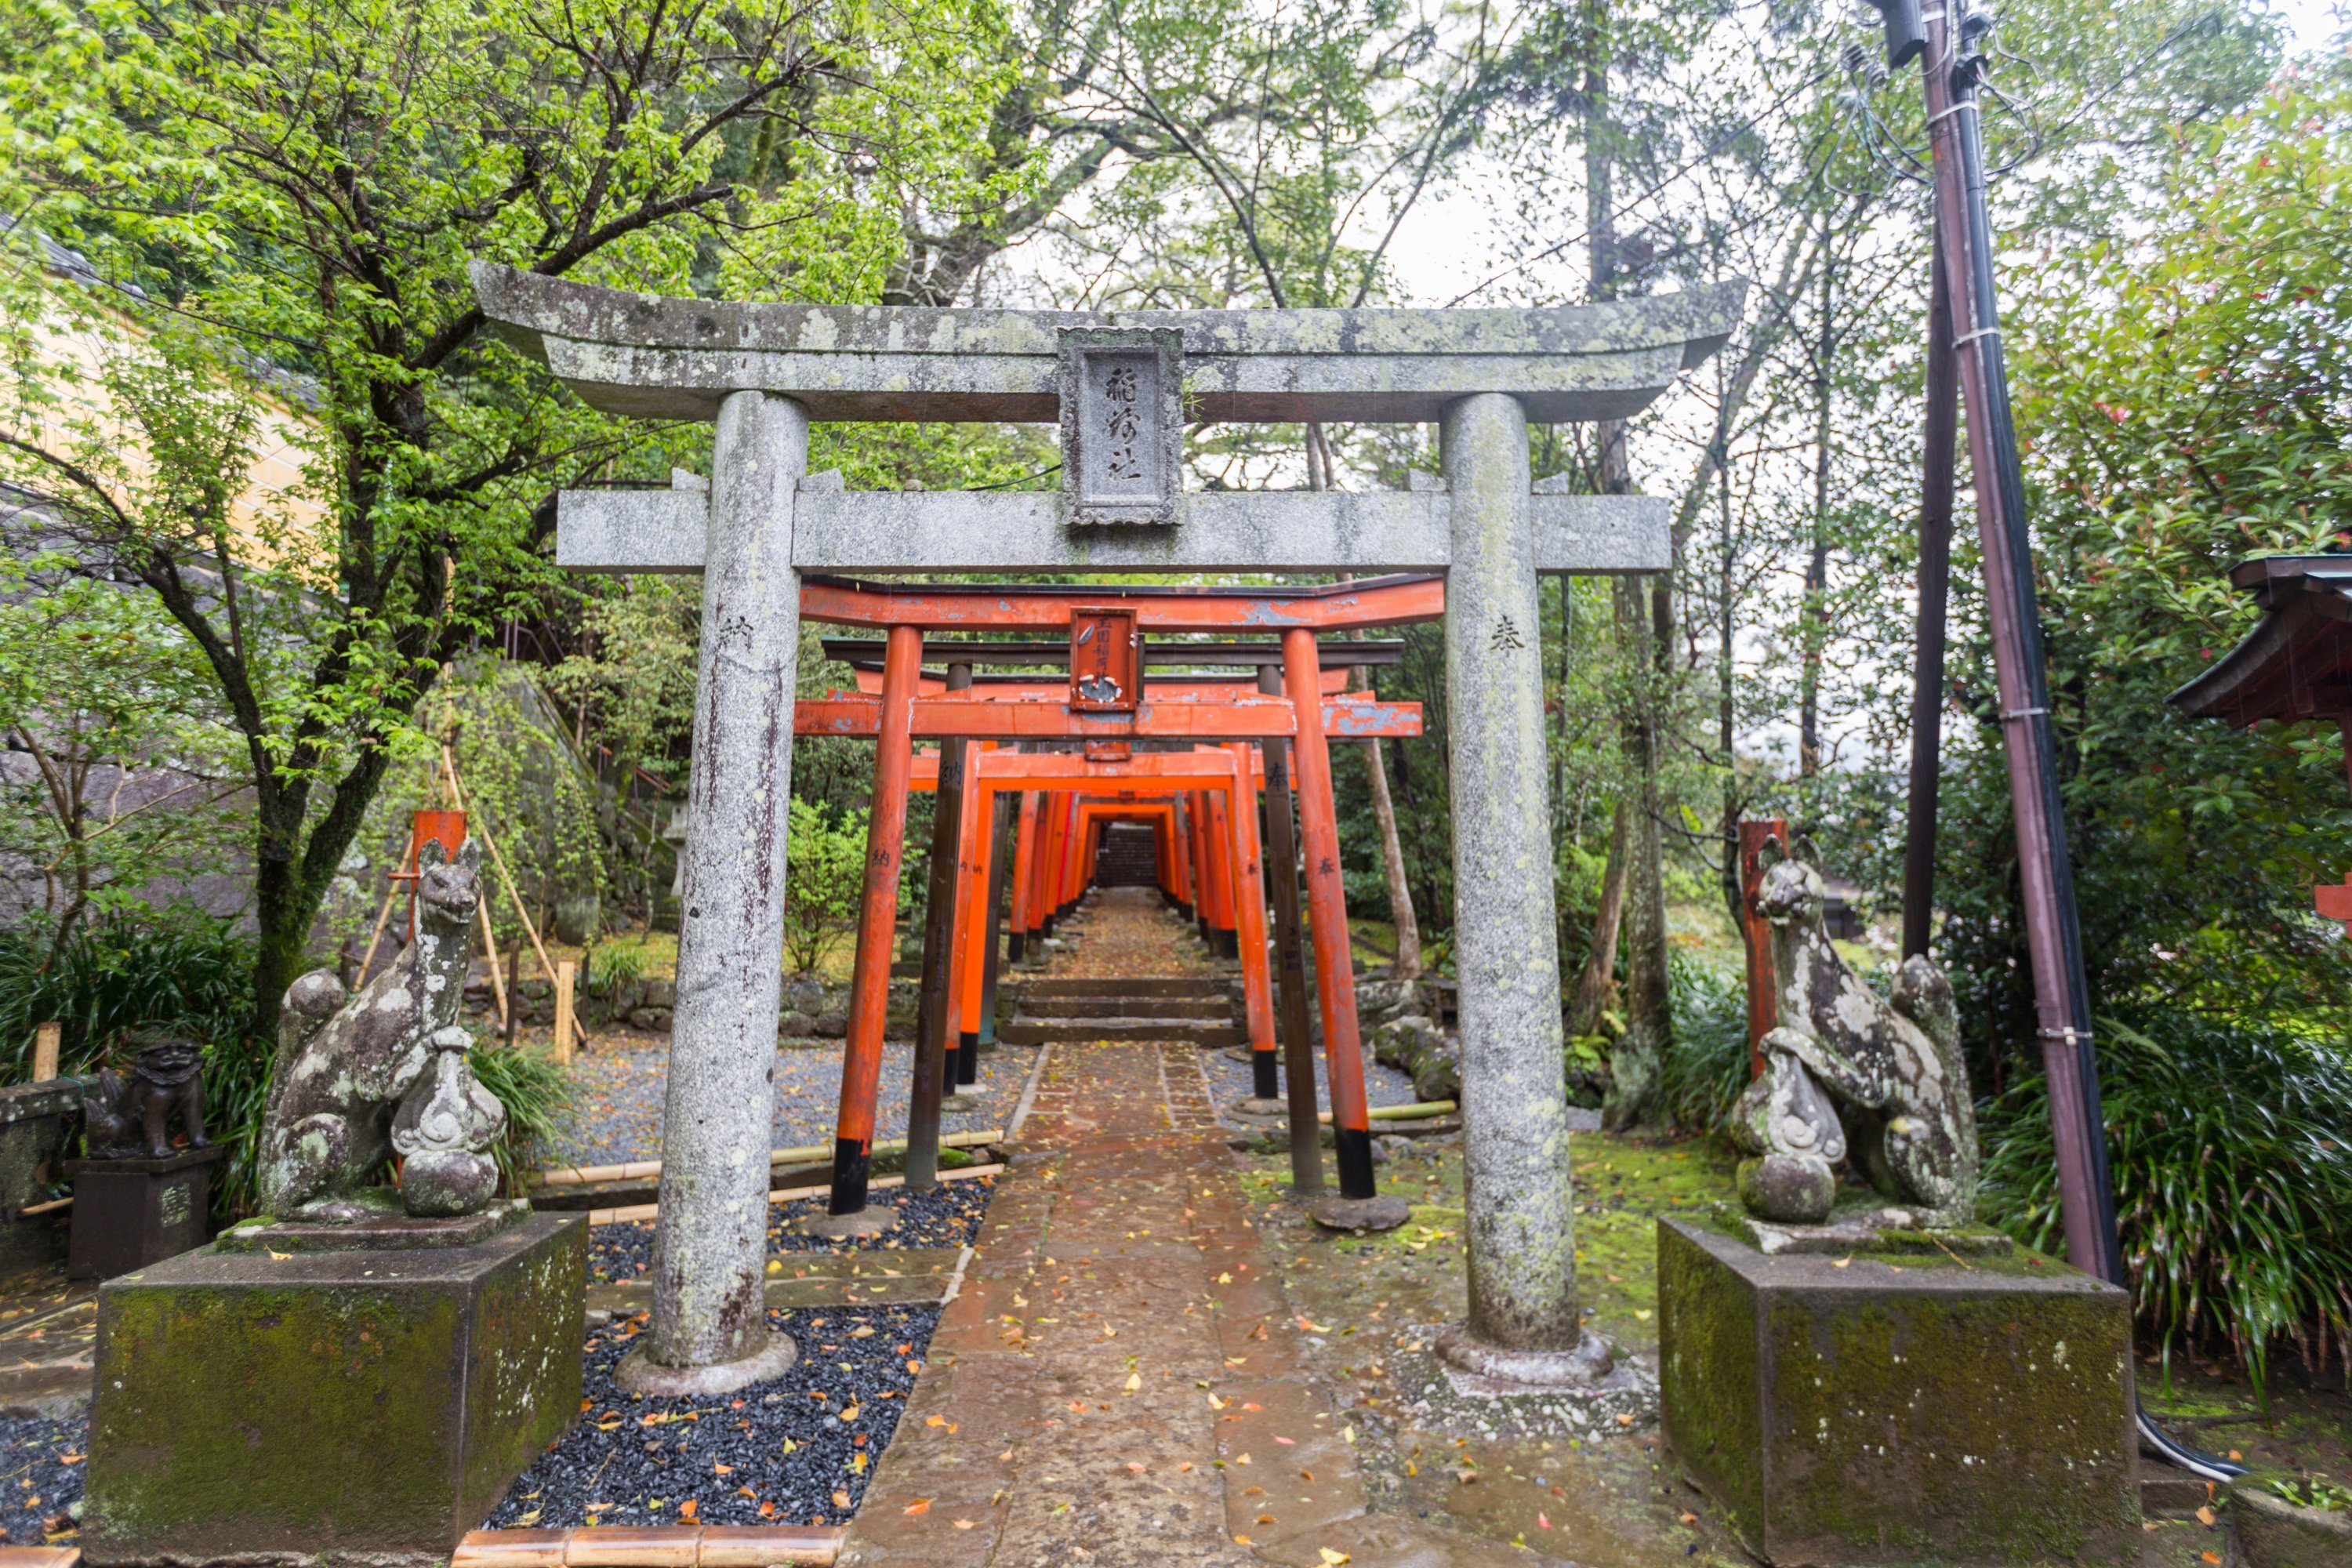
909 749 1284 1093
792 575 1439 1227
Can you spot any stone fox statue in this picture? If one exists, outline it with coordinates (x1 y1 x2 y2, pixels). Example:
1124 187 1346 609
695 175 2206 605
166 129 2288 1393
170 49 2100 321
258 837 503 1218
1729 837 1979 1227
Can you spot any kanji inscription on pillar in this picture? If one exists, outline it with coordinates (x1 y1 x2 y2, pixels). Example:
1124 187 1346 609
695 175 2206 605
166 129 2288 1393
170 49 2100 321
1059 326 1184 527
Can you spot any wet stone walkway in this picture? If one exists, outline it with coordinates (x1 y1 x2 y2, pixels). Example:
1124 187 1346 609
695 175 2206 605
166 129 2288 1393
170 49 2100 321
839 897 1525 1567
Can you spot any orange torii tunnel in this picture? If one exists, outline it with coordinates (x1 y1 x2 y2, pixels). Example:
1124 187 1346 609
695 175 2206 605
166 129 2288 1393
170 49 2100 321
792 575 1438 1224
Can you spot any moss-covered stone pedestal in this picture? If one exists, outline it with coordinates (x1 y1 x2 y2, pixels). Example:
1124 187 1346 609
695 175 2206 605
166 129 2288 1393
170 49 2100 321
1657 1216 2138 1566
82 1211 584 1567
2229 1473 2352 1568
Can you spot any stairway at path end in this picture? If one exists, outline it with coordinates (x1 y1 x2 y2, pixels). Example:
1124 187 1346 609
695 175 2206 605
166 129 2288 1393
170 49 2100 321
1002 977 1241 1048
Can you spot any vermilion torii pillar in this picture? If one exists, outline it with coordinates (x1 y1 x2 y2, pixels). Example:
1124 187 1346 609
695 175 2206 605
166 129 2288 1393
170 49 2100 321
474 260 1741 1391
790 579 1430 1227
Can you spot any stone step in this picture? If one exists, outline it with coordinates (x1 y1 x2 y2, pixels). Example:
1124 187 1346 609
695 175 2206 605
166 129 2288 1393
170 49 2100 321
1014 977 1229 999
1000 1018 1246 1047
1018 996 1232 1021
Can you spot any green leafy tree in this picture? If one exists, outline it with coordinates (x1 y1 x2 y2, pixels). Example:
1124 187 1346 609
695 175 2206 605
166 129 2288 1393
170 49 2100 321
0 546 246 953
0 0 1013 1036
783 797 868 975
1939 59 2352 1060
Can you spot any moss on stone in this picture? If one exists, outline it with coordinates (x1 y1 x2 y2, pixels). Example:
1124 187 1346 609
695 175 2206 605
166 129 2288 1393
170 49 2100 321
83 1214 584 1566
1658 1217 2140 1566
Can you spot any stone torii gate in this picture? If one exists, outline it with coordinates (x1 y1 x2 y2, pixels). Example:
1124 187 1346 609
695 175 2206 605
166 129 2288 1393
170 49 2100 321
470 262 1743 1396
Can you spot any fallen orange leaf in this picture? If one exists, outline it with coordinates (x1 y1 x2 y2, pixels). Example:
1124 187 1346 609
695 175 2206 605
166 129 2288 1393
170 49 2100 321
905 1500 931 1516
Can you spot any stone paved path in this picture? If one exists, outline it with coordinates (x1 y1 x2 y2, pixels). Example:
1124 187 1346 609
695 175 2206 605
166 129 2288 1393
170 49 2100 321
840 895 1552 1567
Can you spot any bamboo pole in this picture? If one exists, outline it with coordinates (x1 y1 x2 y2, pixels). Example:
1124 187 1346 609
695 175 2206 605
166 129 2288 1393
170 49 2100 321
1318 1100 1456 1124
586 1162 1005 1228
354 876 401 985
535 1127 1006 1189
477 900 510 1035
441 744 585 1054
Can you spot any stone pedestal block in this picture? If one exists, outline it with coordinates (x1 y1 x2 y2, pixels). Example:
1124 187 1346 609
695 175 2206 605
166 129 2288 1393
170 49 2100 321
83 1211 585 1566
67 1147 226 1280
0 1080 82 1276
1657 1217 2139 1566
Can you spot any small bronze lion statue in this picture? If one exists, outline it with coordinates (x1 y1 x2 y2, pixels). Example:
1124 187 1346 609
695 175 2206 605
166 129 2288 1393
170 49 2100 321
84 1031 210 1160
1730 837 1978 1227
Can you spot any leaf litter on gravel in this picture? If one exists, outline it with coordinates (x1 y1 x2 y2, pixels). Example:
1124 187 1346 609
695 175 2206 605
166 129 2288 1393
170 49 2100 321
485 1304 939 1531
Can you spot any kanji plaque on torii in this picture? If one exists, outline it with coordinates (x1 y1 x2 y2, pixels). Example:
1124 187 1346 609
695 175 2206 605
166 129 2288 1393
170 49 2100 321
470 261 1744 1400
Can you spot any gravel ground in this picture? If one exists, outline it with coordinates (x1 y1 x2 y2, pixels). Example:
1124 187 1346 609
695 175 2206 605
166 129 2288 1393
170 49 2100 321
587 1177 998 1284
549 1041 1036 1167
0 1414 86 1544
485 1304 938 1531
1200 1042 1418 1117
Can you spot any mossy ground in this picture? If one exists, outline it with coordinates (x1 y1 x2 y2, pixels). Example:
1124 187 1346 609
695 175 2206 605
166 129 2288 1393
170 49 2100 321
1240 1127 1751 1565
1235 1126 2338 1566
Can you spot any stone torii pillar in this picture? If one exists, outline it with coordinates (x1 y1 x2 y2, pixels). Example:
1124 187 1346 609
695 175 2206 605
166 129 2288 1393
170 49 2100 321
1434 393 1611 1381
619 390 806 1395
470 259 1742 1385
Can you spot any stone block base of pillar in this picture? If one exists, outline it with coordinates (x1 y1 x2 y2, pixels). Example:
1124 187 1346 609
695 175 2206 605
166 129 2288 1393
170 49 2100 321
1306 1192 1410 1232
797 1206 898 1240
614 1328 798 1398
1386 1325 1656 1443
1233 1097 1289 1119
1436 1321 1614 1385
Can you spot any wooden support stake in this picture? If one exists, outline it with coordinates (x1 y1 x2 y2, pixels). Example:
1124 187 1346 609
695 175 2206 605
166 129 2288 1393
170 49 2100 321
555 960 578 1067
31 1022 60 1083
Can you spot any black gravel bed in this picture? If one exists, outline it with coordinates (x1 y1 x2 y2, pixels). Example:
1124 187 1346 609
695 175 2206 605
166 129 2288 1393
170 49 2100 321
588 1175 996 1283
0 1412 88 1544
485 1304 938 1530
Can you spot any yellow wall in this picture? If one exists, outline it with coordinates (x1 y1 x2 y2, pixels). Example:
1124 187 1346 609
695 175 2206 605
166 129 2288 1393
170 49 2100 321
12 267 328 561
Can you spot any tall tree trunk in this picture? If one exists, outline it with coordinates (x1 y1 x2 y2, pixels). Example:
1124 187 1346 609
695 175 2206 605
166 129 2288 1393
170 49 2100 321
1332 568 1421 979
1566 800 1629 1036
1361 739 1421 978
1799 228 1835 779
1608 574 1671 1131
1718 437 1744 930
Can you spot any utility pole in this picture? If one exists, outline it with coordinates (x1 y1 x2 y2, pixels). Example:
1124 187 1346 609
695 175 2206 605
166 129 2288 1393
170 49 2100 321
1867 0 2240 1483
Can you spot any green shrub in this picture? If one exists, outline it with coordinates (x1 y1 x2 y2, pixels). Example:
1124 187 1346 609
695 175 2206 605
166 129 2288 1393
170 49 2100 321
784 798 866 975
467 1042 576 1193
1979 1016 2352 1396
0 907 273 1213
586 935 652 998
0 906 575 1216
0 906 254 1076
1657 952 1749 1136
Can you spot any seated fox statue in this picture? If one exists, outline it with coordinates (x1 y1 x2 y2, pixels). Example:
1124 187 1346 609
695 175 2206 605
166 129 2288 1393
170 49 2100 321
1729 836 1978 1227
258 837 506 1220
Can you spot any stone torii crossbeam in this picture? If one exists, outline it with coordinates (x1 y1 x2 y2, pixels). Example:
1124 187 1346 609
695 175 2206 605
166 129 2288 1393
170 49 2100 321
470 262 1744 1396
